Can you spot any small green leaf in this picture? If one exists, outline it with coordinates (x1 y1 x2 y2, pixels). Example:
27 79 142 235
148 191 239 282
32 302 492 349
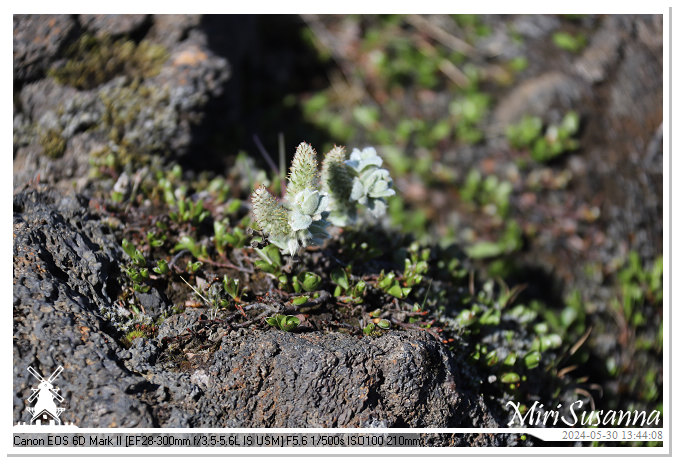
525 351 541 369
331 268 350 290
552 31 587 53
504 352 517 366
377 319 391 329
122 239 136 257
292 296 309 305
186 261 202 273
133 284 150 293
387 285 403 299
153 259 169 275
500 372 520 384
281 316 300 332
456 309 475 327
479 308 500 325
353 280 367 295
299 271 322 292
292 276 302 293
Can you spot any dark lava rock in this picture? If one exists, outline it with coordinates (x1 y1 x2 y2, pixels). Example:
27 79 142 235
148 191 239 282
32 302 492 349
13 15 230 193
13 14 76 82
13 187 157 427
13 188 507 439
194 329 501 429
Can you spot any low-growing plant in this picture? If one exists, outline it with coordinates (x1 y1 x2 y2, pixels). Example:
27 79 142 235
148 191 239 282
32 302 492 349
506 112 580 163
615 252 663 327
330 267 367 303
251 142 395 255
378 270 411 299
293 271 322 293
363 317 391 336
465 220 523 259
450 91 492 144
153 259 170 275
222 275 243 303
214 220 248 253
173 235 207 259
146 231 166 248
121 238 150 292
266 314 301 332
186 260 202 273
403 245 430 287
253 244 283 275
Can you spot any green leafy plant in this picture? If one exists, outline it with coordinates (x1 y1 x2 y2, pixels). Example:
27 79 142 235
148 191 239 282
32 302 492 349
450 91 491 144
173 235 207 259
378 270 412 299
615 252 663 327
465 220 523 259
146 231 166 248
153 259 170 275
293 271 322 293
254 244 283 274
186 260 202 273
331 267 367 303
460 170 513 219
222 275 242 303
363 317 391 336
121 238 150 292
214 220 248 253
266 314 301 332
506 115 543 149
506 112 580 163
531 112 580 162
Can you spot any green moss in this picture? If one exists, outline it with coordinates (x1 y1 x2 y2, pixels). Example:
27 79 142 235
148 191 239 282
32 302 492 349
122 329 146 347
89 79 175 176
101 79 173 150
39 129 67 159
50 34 169 90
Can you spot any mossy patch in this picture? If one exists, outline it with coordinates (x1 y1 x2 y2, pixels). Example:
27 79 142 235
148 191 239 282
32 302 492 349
50 34 169 90
38 128 66 159
89 79 177 176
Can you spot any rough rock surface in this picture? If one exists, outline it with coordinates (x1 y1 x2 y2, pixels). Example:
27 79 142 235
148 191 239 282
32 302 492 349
13 187 156 427
13 187 505 440
153 329 501 428
13 15 230 192
79 14 149 38
13 14 76 82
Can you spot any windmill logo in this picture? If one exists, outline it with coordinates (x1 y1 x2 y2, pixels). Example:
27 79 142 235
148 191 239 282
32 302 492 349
25 365 66 426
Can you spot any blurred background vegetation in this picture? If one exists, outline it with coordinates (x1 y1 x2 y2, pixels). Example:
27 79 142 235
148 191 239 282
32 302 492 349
198 14 663 435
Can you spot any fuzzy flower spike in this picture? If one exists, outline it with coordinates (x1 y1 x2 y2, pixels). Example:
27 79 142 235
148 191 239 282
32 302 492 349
250 142 330 255
251 142 394 255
